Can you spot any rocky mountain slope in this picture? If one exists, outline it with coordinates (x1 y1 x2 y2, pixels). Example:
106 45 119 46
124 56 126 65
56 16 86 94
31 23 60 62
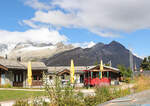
43 41 142 68
0 41 74 61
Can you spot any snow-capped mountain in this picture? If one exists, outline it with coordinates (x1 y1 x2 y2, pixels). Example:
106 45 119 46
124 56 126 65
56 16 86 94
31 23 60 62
0 43 8 54
0 41 74 61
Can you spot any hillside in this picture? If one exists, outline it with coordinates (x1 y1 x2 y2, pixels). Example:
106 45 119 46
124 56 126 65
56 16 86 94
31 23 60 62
43 41 142 68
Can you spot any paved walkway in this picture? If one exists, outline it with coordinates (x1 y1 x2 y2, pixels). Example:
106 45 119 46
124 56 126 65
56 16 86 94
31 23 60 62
100 89 150 106
0 100 15 106
0 88 44 91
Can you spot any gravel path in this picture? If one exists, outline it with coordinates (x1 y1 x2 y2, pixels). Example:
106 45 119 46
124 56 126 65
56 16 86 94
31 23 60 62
99 89 150 106
0 88 44 91
0 100 15 106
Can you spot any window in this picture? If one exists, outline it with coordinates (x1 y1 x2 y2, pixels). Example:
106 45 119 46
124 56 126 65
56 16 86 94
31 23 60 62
14 73 23 82
33 75 38 80
16 74 18 82
49 76 53 80
19 74 22 82
61 75 65 79
39 75 42 80
80 75 84 83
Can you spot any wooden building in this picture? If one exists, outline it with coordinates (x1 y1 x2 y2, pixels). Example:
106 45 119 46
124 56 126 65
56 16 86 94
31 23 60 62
88 65 120 80
0 59 120 87
0 59 47 87
83 65 120 86
47 66 93 86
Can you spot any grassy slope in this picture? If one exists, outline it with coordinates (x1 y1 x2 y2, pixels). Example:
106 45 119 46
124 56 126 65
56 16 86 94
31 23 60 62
0 90 45 101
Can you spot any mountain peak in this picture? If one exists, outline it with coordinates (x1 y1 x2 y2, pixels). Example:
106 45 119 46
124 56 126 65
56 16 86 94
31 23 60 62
109 41 120 45
108 41 125 49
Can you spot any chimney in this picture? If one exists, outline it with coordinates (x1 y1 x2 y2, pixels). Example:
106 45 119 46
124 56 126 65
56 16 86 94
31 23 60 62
17 57 21 62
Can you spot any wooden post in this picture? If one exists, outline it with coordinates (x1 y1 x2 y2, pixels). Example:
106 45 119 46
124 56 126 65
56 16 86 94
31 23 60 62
107 71 109 78
99 72 101 79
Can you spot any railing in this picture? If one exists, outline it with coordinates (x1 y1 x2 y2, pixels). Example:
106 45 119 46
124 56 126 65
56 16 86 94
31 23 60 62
32 80 43 86
13 82 23 87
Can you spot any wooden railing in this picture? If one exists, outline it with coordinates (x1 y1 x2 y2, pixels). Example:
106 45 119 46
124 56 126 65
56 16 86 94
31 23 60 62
13 82 23 87
32 80 43 86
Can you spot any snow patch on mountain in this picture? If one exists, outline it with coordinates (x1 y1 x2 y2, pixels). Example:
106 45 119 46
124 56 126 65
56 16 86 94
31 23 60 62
17 45 56 52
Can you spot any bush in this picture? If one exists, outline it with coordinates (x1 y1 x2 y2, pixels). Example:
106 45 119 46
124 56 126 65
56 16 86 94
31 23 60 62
0 83 12 88
118 65 132 82
95 86 112 103
124 77 132 83
13 97 49 106
13 75 132 106
84 95 97 106
44 76 84 106
13 99 29 106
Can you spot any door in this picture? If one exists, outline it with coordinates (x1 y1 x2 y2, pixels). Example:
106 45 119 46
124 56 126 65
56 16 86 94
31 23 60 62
1 74 5 85
13 72 23 87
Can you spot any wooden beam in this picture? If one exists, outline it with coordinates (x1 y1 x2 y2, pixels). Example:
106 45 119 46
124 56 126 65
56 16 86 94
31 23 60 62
57 69 70 76
0 65 8 71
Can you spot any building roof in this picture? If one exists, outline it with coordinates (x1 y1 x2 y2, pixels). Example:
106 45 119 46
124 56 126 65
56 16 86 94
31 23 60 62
47 66 93 74
0 59 26 69
47 65 120 74
89 65 120 73
0 59 47 71
20 62 47 70
0 59 119 73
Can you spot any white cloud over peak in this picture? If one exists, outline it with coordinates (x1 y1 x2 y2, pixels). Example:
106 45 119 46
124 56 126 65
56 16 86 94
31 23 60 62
24 0 150 37
72 41 96 48
0 28 67 44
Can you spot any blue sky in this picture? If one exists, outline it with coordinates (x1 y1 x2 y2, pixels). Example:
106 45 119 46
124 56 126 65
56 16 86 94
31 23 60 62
0 0 150 58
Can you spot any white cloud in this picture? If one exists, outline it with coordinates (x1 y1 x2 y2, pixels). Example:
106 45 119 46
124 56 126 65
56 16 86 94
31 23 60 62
0 28 67 44
72 41 95 48
24 0 51 10
24 0 150 37
22 20 39 28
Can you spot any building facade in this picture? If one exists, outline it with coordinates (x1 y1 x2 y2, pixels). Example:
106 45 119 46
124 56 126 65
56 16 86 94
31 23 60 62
0 59 47 87
0 59 120 87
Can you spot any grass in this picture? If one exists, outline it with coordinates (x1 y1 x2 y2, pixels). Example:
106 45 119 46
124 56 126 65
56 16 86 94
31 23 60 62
0 90 45 101
11 75 150 106
133 75 150 92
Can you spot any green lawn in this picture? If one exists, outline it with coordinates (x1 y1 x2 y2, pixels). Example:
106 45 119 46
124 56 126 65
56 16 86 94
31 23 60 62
0 90 45 101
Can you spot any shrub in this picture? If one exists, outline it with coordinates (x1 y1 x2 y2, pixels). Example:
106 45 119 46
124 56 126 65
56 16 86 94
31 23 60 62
124 77 132 83
13 99 29 106
13 75 132 106
84 95 97 106
118 65 132 82
44 76 84 106
0 83 12 88
95 86 112 103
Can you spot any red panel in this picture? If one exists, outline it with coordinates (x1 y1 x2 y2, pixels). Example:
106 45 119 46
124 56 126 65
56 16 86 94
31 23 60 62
84 77 111 86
